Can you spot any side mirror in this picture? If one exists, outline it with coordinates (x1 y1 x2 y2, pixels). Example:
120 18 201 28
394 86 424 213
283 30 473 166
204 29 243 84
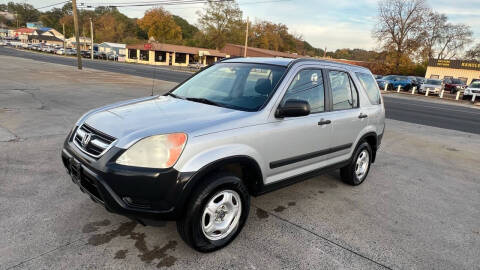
276 99 310 118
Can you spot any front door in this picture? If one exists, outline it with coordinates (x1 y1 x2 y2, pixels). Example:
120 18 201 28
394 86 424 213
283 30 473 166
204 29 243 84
261 68 333 184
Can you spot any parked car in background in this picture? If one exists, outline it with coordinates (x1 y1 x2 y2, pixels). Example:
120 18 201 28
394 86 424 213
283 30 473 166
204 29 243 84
56 48 65 55
419 79 443 95
377 75 414 90
65 48 76 56
408 76 423 90
61 57 385 252
107 53 118 61
374 74 383 80
444 78 467 94
463 81 480 100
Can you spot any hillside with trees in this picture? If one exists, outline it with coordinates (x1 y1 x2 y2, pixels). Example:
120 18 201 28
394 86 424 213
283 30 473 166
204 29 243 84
1 0 478 76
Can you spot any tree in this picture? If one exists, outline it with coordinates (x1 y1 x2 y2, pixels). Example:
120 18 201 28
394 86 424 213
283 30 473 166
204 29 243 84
373 0 429 73
197 0 243 49
39 8 64 31
95 11 136 43
172 15 199 41
138 8 182 43
419 11 447 62
4 2 40 27
465 43 480 61
436 23 473 60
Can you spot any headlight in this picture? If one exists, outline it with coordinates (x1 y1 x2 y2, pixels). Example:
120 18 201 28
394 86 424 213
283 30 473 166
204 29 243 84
116 133 187 168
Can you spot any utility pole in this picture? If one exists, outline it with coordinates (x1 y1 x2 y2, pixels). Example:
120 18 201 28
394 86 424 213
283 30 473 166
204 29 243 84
323 47 327 58
62 23 65 50
244 17 249 58
72 0 82 69
90 18 94 60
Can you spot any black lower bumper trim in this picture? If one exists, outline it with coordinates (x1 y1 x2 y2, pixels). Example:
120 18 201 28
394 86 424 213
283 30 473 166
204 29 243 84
62 146 190 221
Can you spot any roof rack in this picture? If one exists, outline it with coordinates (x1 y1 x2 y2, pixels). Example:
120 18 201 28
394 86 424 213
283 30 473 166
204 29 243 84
288 58 370 70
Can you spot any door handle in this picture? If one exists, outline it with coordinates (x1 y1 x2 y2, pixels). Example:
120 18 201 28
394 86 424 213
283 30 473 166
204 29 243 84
318 119 331 126
358 113 368 119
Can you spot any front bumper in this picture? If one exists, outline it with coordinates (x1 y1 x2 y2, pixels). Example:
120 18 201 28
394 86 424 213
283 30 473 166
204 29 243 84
61 134 191 222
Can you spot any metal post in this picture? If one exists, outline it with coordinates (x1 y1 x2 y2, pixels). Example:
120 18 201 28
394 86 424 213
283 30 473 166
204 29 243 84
397 85 401 92
425 89 430 97
72 0 82 69
244 17 249 57
411 86 416 95
456 91 461 100
62 23 66 51
384 83 388 92
472 93 477 103
440 90 444 99
90 18 94 60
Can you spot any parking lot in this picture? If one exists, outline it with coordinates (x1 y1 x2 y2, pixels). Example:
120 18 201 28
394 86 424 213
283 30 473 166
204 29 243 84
1 55 480 269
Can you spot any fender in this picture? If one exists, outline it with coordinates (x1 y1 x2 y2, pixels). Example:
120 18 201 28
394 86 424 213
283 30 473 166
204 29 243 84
176 143 266 174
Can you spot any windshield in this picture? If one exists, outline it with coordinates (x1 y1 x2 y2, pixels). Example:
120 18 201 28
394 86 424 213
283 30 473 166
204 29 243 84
426 80 441 85
171 63 286 111
470 82 480 88
451 79 463 84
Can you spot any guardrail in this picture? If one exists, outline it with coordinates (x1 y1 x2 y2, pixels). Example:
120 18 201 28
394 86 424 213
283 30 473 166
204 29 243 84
382 83 478 104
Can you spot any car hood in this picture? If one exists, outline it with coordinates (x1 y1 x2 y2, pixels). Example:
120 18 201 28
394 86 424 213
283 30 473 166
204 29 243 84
422 84 441 88
84 96 252 146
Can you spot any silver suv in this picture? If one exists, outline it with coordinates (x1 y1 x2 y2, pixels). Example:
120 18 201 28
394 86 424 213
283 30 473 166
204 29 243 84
61 58 385 252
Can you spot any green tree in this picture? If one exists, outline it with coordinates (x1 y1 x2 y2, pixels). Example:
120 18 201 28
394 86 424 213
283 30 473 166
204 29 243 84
138 8 182 43
197 0 244 49
172 15 198 41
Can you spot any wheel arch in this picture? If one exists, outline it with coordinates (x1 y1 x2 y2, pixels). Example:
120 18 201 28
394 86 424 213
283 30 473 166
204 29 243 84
175 155 263 214
357 132 378 163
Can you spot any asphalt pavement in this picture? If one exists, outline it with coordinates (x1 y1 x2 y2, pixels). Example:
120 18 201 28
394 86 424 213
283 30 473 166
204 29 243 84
1 46 479 135
1 55 479 270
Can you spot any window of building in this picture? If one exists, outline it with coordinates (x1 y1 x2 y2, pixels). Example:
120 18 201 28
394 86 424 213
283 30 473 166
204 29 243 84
356 72 381 105
430 75 439 79
155 51 166 62
443 76 453 80
128 49 137 59
139 50 149 61
281 69 325 113
176 53 187 64
459 77 468 83
329 70 358 110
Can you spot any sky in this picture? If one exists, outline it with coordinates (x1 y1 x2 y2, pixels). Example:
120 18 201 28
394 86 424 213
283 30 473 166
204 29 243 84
23 0 480 51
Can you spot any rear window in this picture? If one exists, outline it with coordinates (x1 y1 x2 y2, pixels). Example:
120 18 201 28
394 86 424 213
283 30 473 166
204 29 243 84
426 80 441 85
356 72 381 105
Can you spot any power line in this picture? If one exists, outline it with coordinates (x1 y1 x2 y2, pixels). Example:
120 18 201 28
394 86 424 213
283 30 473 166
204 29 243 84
36 0 70 10
81 0 232 8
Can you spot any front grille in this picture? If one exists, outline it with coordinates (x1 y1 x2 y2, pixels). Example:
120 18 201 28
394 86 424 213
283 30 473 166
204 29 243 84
73 124 116 158
472 90 480 94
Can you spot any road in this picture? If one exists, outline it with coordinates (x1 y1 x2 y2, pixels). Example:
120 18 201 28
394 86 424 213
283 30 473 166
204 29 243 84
1 46 479 135
0 46 192 83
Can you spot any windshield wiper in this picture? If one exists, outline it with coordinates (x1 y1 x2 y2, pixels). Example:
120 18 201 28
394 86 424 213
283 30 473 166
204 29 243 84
166 93 184 99
185 97 222 107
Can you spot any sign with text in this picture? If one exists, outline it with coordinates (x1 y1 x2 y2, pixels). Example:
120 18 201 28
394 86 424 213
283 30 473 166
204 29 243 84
428 59 480 71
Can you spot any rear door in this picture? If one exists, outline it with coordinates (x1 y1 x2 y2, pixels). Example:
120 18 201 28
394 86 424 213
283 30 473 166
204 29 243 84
325 69 368 158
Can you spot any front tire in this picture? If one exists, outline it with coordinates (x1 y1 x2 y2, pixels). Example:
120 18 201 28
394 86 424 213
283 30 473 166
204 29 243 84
176 173 250 252
340 142 372 186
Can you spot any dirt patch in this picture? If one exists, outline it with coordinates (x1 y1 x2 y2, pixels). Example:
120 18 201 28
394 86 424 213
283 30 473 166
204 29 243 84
256 208 269 219
273 206 286 213
82 219 111 233
114 249 128 259
85 221 178 268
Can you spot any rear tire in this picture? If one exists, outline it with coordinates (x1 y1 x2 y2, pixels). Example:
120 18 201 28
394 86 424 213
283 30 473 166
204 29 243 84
341 142 372 186
176 173 250 252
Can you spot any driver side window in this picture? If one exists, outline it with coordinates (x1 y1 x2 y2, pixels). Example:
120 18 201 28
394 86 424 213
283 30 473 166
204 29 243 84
281 69 325 113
